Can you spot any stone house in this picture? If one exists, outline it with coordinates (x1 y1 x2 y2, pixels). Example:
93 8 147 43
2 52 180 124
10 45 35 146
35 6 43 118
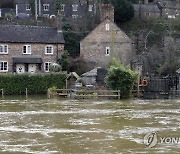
133 4 161 19
80 18 135 68
134 0 180 19
0 19 64 73
14 0 99 19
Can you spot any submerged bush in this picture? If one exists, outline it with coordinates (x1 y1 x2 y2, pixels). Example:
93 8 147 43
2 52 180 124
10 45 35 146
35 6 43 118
0 73 66 95
105 59 137 98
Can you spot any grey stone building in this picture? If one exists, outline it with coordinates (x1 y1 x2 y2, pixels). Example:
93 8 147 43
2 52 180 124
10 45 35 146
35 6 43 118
133 4 161 19
80 18 135 68
15 0 55 18
0 21 64 73
14 0 99 18
134 0 180 19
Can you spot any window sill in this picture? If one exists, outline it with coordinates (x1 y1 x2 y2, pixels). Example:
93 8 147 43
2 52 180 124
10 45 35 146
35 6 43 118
22 53 31 55
0 70 8 72
0 53 8 55
45 53 53 55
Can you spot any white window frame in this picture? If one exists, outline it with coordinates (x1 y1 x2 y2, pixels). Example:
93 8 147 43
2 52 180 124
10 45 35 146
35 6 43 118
105 23 110 31
26 4 31 10
43 4 49 11
72 14 78 19
44 62 51 72
106 47 110 56
145 12 150 16
0 61 8 72
45 45 53 55
72 5 78 11
43 14 49 18
0 45 8 54
89 5 93 12
61 4 65 11
22 45 31 54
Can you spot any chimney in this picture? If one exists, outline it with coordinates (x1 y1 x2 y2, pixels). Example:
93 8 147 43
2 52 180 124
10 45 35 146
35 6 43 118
100 4 114 22
57 10 62 33
144 0 149 4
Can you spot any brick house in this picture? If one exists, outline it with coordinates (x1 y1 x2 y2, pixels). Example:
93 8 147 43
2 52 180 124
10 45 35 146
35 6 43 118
80 4 135 68
0 22 64 73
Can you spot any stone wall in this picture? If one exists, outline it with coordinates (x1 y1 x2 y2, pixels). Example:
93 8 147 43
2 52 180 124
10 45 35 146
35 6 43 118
80 19 135 68
0 43 64 72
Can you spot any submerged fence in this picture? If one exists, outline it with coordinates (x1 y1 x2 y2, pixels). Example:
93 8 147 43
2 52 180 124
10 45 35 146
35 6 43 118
143 76 180 99
48 89 121 99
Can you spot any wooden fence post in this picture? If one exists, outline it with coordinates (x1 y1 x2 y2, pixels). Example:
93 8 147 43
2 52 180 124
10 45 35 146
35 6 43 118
1 89 4 99
118 90 120 99
26 88 28 99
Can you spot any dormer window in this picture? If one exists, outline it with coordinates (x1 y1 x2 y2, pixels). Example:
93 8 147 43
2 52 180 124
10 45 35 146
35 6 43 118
72 5 78 11
105 23 110 31
106 47 110 55
43 4 49 11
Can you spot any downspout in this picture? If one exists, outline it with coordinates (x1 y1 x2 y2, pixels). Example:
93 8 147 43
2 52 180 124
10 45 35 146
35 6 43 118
39 0 41 17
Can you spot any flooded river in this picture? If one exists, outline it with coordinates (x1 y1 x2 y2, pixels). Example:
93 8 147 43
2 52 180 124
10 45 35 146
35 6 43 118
0 96 179 153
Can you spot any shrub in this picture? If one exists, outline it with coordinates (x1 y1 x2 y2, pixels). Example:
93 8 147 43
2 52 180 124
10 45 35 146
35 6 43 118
105 59 137 98
0 73 66 95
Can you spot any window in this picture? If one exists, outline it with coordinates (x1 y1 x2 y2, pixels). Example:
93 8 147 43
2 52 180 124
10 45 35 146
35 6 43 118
45 45 53 54
0 61 8 72
106 47 110 55
72 5 78 11
61 4 65 11
72 14 78 19
105 24 110 31
23 45 31 54
44 62 51 72
0 45 8 54
145 12 150 16
43 14 49 18
89 5 93 12
43 4 49 11
26 4 31 10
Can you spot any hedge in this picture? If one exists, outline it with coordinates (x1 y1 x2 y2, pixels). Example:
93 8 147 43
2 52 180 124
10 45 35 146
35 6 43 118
0 73 66 95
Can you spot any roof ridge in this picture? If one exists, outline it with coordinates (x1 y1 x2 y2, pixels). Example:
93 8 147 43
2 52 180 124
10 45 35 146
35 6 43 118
0 24 55 29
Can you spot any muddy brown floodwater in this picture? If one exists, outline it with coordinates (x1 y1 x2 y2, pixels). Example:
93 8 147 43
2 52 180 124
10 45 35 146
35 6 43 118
0 96 180 153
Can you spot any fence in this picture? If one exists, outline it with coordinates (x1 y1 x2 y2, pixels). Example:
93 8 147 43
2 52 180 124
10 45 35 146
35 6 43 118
143 76 179 99
48 89 121 99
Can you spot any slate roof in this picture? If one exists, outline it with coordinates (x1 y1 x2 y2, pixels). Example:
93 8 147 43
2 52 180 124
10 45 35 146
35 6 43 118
0 25 65 44
133 4 160 13
12 56 43 64
176 68 180 74
82 67 102 77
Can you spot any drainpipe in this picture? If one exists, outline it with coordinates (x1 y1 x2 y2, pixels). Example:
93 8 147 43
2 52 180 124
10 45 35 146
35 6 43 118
39 0 41 17
35 0 38 20
15 5 18 16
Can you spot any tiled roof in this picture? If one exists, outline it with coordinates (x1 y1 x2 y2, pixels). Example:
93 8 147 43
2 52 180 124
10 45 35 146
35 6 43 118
0 25 65 44
133 4 160 13
82 67 102 77
176 68 180 74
